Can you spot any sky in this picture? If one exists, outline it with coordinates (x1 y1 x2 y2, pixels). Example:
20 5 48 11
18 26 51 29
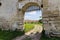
24 10 42 20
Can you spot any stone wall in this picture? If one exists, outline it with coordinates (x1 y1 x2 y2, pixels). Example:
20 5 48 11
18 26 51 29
0 0 18 30
0 0 60 37
43 0 60 37
17 0 42 31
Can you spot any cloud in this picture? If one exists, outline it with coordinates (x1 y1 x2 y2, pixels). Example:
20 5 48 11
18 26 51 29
25 16 31 18
24 16 31 20
26 11 37 15
24 10 42 20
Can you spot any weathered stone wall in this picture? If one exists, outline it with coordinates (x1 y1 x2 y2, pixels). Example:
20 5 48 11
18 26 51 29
43 0 60 37
0 0 60 37
0 0 42 31
0 0 18 30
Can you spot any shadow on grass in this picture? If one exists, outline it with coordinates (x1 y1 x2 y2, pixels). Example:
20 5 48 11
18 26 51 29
40 30 60 40
0 29 24 40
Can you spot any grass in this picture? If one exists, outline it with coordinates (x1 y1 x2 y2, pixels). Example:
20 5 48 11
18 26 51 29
0 29 24 40
0 23 40 40
0 23 60 40
1 22 56 40
24 23 42 32
40 30 60 40
24 23 34 32
0 23 35 40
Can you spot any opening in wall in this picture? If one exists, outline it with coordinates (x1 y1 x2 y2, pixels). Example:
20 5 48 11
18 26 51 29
0 2 2 6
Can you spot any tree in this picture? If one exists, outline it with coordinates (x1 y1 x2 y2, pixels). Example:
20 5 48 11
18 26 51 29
39 16 42 23
39 19 42 23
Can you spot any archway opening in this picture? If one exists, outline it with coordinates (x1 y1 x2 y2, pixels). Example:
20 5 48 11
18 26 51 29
24 5 43 32
0 2 2 6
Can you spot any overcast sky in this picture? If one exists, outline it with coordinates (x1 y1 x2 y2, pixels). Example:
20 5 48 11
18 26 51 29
24 10 42 20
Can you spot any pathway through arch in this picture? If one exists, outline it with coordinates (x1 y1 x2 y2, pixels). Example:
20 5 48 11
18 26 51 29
13 24 43 40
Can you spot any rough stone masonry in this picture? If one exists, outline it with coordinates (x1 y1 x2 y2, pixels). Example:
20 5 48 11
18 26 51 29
0 0 60 37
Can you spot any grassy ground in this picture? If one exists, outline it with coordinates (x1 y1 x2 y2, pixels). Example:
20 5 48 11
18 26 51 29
0 29 24 40
24 23 34 32
24 23 60 40
24 23 42 32
0 23 36 40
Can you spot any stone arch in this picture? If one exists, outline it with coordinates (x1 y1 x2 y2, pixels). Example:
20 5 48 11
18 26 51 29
21 2 41 13
18 2 42 30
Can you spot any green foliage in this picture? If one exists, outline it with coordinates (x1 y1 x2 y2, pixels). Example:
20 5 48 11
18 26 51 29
24 23 34 32
39 19 43 23
0 29 24 40
24 22 42 32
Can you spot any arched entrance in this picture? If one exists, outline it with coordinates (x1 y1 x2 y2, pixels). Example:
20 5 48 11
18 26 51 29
17 2 43 31
24 6 42 32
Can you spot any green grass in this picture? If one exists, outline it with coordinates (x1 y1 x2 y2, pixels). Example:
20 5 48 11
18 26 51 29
24 23 34 32
24 23 42 32
0 29 24 40
0 23 43 40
